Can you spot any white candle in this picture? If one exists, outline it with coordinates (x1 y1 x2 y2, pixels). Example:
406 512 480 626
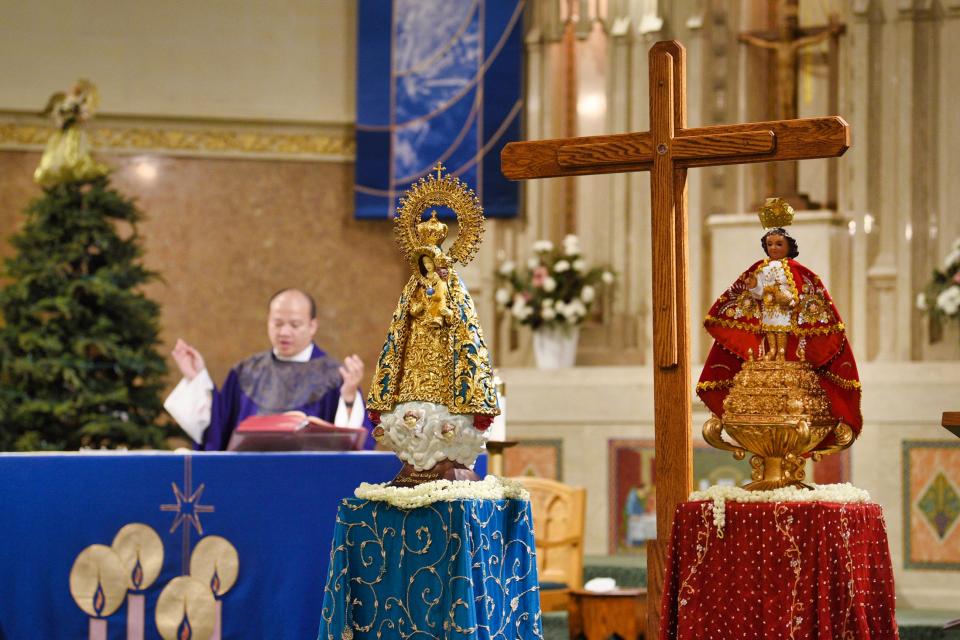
126 593 145 640
89 618 107 640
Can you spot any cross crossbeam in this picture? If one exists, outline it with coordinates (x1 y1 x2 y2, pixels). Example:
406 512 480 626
502 117 847 178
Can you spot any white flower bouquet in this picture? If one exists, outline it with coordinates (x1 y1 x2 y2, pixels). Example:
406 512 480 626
355 475 529 509
688 483 872 536
917 238 960 339
495 234 614 330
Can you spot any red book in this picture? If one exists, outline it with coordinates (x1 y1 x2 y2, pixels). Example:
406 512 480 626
229 414 363 452
235 414 310 433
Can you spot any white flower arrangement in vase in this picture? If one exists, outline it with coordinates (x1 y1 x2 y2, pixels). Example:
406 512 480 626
916 238 960 342
495 235 614 368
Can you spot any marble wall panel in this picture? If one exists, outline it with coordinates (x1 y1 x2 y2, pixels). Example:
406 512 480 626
0 150 407 401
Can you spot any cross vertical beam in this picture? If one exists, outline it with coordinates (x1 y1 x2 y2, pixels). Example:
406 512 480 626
646 42 693 637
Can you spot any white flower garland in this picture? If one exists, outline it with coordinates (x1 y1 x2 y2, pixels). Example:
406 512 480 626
688 483 872 536
354 475 529 509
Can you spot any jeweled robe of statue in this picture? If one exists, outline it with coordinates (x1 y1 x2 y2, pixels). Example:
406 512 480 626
367 251 498 422
697 222 863 448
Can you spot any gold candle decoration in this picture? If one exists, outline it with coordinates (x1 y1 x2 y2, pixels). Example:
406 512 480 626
155 576 216 640
190 536 239 640
189 536 239 598
70 544 129 640
70 545 128 617
112 523 164 640
112 523 164 591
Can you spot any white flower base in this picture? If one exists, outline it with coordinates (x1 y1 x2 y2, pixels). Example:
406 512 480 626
532 326 579 369
689 483 872 536
377 401 487 471
355 475 529 509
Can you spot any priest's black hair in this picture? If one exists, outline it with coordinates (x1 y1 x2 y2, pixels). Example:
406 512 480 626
268 288 317 319
761 228 799 259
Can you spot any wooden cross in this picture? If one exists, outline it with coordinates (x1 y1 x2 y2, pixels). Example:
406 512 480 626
499 40 849 639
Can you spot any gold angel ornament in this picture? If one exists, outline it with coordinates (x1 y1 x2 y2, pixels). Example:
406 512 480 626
367 164 499 485
34 79 109 188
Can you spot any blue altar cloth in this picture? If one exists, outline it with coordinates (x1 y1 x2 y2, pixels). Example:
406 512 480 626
0 451 484 639
318 498 543 639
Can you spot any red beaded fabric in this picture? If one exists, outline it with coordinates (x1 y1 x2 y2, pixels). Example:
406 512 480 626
659 501 899 639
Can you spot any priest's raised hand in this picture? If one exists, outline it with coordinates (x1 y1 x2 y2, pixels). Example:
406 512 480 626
163 288 375 450
338 354 365 406
171 338 205 381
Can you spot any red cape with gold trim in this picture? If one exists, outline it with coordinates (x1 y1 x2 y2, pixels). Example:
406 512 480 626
697 258 862 439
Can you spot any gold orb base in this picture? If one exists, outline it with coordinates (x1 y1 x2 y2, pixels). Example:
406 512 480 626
701 358 856 491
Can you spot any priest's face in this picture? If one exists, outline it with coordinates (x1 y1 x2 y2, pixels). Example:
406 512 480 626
267 291 318 358
764 234 789 260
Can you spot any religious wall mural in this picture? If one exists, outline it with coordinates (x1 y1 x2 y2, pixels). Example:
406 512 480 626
903 440 960 569
607 439 752 555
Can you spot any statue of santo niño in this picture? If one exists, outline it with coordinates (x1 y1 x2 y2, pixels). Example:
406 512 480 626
697 198 861 489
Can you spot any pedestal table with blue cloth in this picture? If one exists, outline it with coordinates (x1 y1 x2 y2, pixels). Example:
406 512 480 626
318 498 543 639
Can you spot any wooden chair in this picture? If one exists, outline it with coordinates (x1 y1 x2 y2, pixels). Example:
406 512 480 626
512 476 587 612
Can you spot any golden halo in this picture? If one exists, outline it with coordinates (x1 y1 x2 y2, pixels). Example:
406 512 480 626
395 162 485 269
112 523 164 592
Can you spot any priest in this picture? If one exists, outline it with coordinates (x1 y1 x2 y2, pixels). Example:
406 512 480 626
164 288 375 450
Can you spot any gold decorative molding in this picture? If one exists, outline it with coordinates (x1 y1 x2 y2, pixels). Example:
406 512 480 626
0 112 355 161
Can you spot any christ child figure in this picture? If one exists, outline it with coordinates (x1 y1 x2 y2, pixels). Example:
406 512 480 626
746 230 798 360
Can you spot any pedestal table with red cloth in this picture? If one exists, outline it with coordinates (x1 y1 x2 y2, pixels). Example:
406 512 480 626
659 500 899 639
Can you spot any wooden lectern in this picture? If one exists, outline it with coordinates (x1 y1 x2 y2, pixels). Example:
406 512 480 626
943 412 960 439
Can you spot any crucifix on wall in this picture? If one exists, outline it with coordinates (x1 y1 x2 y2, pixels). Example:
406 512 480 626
740 0 846 209
500 40 850 639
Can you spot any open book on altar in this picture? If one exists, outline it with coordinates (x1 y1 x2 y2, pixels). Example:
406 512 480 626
226 414 367 452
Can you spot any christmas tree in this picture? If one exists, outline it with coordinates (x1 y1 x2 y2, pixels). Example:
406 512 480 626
0 81 169 450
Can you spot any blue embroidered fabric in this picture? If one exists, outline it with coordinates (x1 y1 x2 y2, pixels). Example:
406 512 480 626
318 498 543 639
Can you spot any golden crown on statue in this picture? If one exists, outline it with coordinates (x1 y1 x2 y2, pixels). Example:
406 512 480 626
758 197 795 229
416 210 449 247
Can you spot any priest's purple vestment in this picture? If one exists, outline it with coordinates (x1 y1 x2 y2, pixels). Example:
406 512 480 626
199 344 375 451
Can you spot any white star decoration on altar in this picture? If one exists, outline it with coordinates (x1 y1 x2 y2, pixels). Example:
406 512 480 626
160 481 214 534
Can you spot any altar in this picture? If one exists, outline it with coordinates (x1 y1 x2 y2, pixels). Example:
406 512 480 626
0 451 482 639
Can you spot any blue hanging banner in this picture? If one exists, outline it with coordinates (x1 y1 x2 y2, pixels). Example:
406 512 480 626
355 0 524 219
